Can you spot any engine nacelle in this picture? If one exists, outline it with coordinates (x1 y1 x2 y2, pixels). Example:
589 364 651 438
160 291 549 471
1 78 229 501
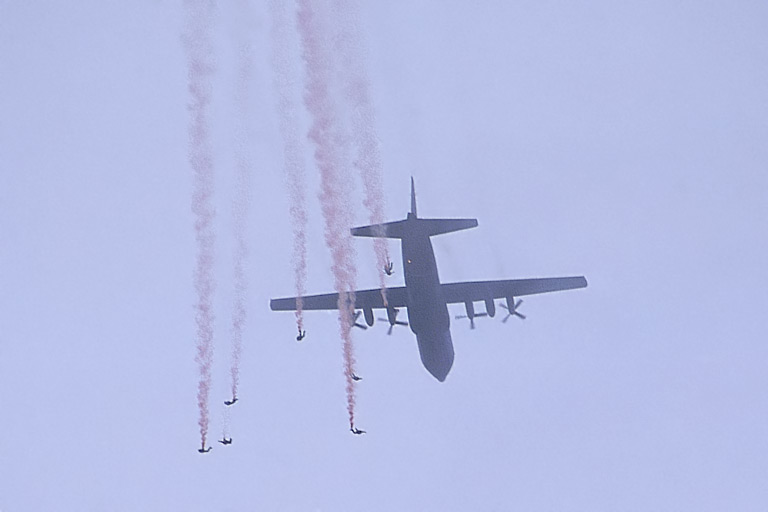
464 300 475 319
386 306 398 325
485 297 496 318
506 296 515 312
364 307 374 327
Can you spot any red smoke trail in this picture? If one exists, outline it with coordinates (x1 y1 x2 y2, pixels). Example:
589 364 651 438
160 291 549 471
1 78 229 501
331 0 391 305
183 0 216 450
270 0 308 333
227 39 253 410
296 0 359 428
222 407 232 441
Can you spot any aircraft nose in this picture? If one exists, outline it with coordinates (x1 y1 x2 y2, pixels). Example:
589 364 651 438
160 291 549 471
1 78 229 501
416 330 454 382
429 365 451 382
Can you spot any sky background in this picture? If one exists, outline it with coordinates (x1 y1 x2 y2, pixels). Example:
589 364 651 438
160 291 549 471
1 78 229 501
1 1 767 510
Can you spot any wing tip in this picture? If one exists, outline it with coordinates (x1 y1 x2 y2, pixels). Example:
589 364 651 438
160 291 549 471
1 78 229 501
270 298 295 311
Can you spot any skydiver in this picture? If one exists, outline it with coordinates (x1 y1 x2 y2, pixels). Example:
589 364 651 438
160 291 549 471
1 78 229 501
384 261 394 276
218 437 232 445
351 373 362 381
296 327 306 341
224 397 238 406
198 446 212 453
350 427 366 435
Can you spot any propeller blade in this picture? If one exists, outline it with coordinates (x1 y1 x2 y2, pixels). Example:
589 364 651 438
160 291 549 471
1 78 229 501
498 300 525 322
457 314 484 329
380 308 408 334
350 311 368 329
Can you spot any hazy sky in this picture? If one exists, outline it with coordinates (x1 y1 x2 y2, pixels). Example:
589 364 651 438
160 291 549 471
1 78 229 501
1 1 767 510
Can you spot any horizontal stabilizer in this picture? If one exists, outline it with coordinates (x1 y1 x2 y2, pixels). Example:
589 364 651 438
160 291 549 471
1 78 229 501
351 220 409 239
419 218 478 236
351 218 477 239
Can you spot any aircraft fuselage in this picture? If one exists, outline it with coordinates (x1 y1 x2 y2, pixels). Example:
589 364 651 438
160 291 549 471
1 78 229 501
401 213 454 381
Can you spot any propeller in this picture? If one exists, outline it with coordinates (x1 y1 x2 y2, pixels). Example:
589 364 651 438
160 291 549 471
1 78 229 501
350 311 368 330
499 299 526 323
455 312 488 330
378 308 408 335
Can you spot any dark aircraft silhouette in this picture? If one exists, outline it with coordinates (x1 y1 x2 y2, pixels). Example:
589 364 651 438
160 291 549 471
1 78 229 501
271 178 587 382
198 446 212 453
350 427 366 435
224 397 238 406
219 437 232 445
296 327 306 341
384 261 394 276
351 373 362 381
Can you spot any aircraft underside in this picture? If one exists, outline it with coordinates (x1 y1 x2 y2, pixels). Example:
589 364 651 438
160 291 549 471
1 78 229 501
269 178 588 382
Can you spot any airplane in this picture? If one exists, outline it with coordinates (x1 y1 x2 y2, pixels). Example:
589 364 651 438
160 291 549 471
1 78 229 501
271 178 587 382
219 437 232 445
350 427 366 435
224 397 238 406
384 261 394 276
296 327 306 341
198 446 212 453
351 373 363 381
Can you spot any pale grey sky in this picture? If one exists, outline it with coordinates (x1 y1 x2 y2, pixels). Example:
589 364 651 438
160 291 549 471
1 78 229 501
1 1 767 510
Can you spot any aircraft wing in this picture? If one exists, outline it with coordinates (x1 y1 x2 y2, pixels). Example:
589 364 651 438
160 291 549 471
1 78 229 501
441 276 587 303
270 286 408 311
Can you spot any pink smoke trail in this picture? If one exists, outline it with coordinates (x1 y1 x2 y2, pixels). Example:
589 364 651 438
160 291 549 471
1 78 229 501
270 0 308 333
331 0 391 306
227 39 253 410
183 0 216 451
296 0 359 428
222 407 232 440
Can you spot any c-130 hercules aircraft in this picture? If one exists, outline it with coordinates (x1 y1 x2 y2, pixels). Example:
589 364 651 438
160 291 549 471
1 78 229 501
271 178 587 382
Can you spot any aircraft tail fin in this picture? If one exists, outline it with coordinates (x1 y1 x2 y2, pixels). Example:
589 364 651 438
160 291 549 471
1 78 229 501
350 177 477 239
